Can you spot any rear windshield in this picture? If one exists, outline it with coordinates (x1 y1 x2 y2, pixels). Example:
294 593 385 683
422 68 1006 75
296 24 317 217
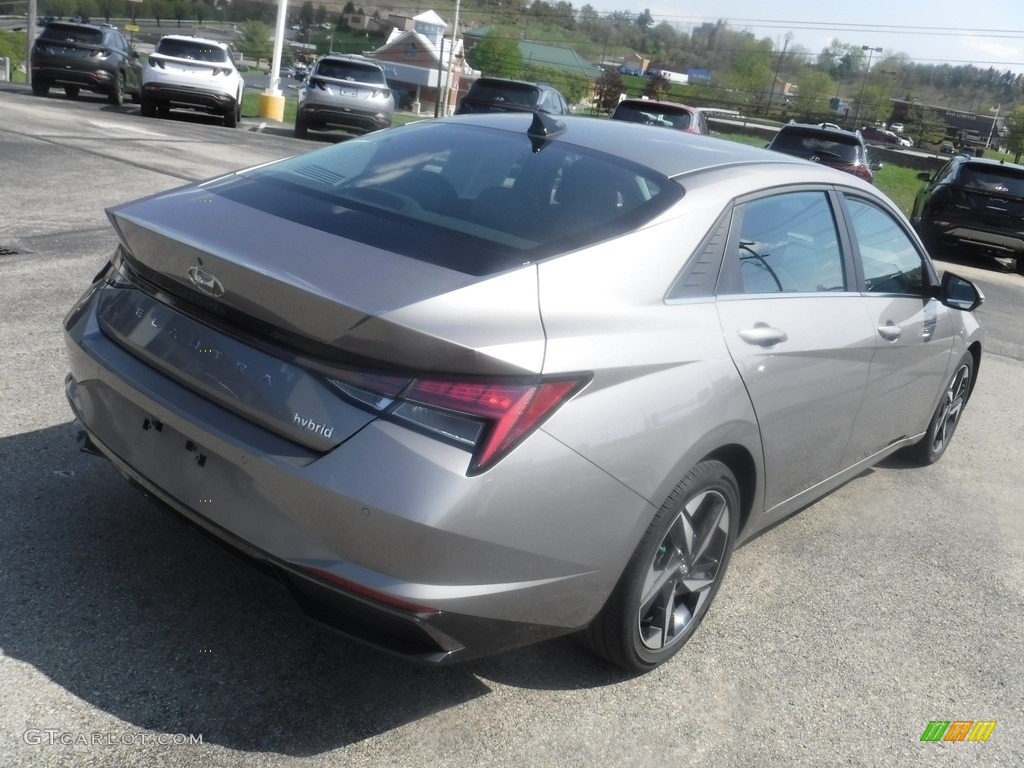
467 81 542 108
206 120 680 276
315 60 386 84
156 38 228 63
40 24 103 45
613 103 693 130
771 128 862 163
957 164 1024 197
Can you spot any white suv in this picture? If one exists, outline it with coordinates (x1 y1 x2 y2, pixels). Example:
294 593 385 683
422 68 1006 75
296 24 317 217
141 36 244 127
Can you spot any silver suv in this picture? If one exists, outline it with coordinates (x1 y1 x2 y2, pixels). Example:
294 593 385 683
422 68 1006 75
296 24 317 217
295 55 394 138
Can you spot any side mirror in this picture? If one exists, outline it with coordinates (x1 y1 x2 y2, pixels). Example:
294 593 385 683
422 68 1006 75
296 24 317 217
917 171 932 182
938 271 984 312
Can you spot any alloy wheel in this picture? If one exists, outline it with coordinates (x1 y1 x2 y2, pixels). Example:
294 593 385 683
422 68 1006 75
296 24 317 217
637 488 731 651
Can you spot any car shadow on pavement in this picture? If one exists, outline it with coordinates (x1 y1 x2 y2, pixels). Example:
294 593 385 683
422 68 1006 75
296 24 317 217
0 422 627 754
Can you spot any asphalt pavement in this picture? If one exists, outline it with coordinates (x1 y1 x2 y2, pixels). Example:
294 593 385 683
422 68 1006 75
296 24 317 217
1 84 1022 768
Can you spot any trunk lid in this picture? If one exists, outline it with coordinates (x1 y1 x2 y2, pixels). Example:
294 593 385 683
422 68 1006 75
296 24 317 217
106 181 546 377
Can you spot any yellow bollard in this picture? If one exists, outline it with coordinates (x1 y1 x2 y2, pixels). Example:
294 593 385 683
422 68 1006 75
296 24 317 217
258 92 285 122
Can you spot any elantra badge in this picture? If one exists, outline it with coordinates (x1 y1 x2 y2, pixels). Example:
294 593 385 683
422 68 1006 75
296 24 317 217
187 265 225 298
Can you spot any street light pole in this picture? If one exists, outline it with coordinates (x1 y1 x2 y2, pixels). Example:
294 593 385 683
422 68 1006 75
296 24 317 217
852 45 882 129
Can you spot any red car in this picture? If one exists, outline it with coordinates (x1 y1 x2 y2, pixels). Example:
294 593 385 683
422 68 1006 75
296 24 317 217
610 98 709 135
860 125 903 147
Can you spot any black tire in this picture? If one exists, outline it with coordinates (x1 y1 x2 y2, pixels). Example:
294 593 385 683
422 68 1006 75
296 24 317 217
140 97 156 118
581 460 739 672
31 78 50 96
294 113 308 139
224 99 239 128
63 85 80 99
1015 257 1024 277
108 71 124 106
906 352 973 465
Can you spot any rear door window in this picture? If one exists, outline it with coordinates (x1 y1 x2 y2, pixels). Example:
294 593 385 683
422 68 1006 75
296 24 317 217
718 191 846 294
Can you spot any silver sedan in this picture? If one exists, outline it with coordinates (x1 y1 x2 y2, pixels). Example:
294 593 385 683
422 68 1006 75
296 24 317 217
64 114 983 672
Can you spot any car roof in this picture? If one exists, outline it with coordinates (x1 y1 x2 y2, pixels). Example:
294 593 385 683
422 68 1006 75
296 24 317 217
954 156 1024 172
472 76 550 90
315 54 385 67
618 98 697 112
445 114 842 180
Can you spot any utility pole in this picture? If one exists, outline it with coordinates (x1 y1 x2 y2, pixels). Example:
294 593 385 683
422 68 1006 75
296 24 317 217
26 0 36 87
764 33 791 119
441 0 461 116
852 46 883 128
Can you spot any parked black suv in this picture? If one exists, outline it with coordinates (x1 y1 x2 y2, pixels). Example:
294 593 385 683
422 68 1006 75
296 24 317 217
766 122 876 183
31 21 142 104
912 156 1024 274
455 77 571 116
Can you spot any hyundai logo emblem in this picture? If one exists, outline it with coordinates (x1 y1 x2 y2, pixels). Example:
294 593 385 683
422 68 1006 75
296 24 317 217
187 265 225 298
809 155 821 163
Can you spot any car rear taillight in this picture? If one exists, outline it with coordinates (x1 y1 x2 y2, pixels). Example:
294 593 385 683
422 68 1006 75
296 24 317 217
327 370 586 473
853 164 873 183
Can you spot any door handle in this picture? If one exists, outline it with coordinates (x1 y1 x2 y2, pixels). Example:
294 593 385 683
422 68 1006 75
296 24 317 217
877 322 902 342
738 323 788 347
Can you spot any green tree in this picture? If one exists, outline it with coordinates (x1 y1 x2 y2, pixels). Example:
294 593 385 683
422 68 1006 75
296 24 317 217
46 0 76 18
299 1 314 27
150 0 168 25
467 28 523 79
1003 106 1024 162
642 73 670 100
792 69 834 119
595 69 624 111
727 36 773 106
236 20 273 67
77 0 98 20
94 0 122 22
172 0 190 27
315 4 327 25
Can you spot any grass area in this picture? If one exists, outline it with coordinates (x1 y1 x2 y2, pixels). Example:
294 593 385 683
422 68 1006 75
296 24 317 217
871 163 926 215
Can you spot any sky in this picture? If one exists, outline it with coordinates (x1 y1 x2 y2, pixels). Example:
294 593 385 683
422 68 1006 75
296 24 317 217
588 1 1024 74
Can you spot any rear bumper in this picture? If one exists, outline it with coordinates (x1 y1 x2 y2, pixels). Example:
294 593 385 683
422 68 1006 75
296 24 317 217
63 280 652 662
69 410 563 662
32 62 114 91
297 102 391 133
142 82 236 112
923 222 1024 255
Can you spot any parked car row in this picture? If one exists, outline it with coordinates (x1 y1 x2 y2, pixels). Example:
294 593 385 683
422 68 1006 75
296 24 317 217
30 21 245 128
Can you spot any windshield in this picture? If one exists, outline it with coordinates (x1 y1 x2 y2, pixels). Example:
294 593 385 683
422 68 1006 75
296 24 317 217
40 24 103 45
156 39 228 63
958 164 1024 197
772 129 862 163
315 60 386 84
206 120 680 276
613 103 694 130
